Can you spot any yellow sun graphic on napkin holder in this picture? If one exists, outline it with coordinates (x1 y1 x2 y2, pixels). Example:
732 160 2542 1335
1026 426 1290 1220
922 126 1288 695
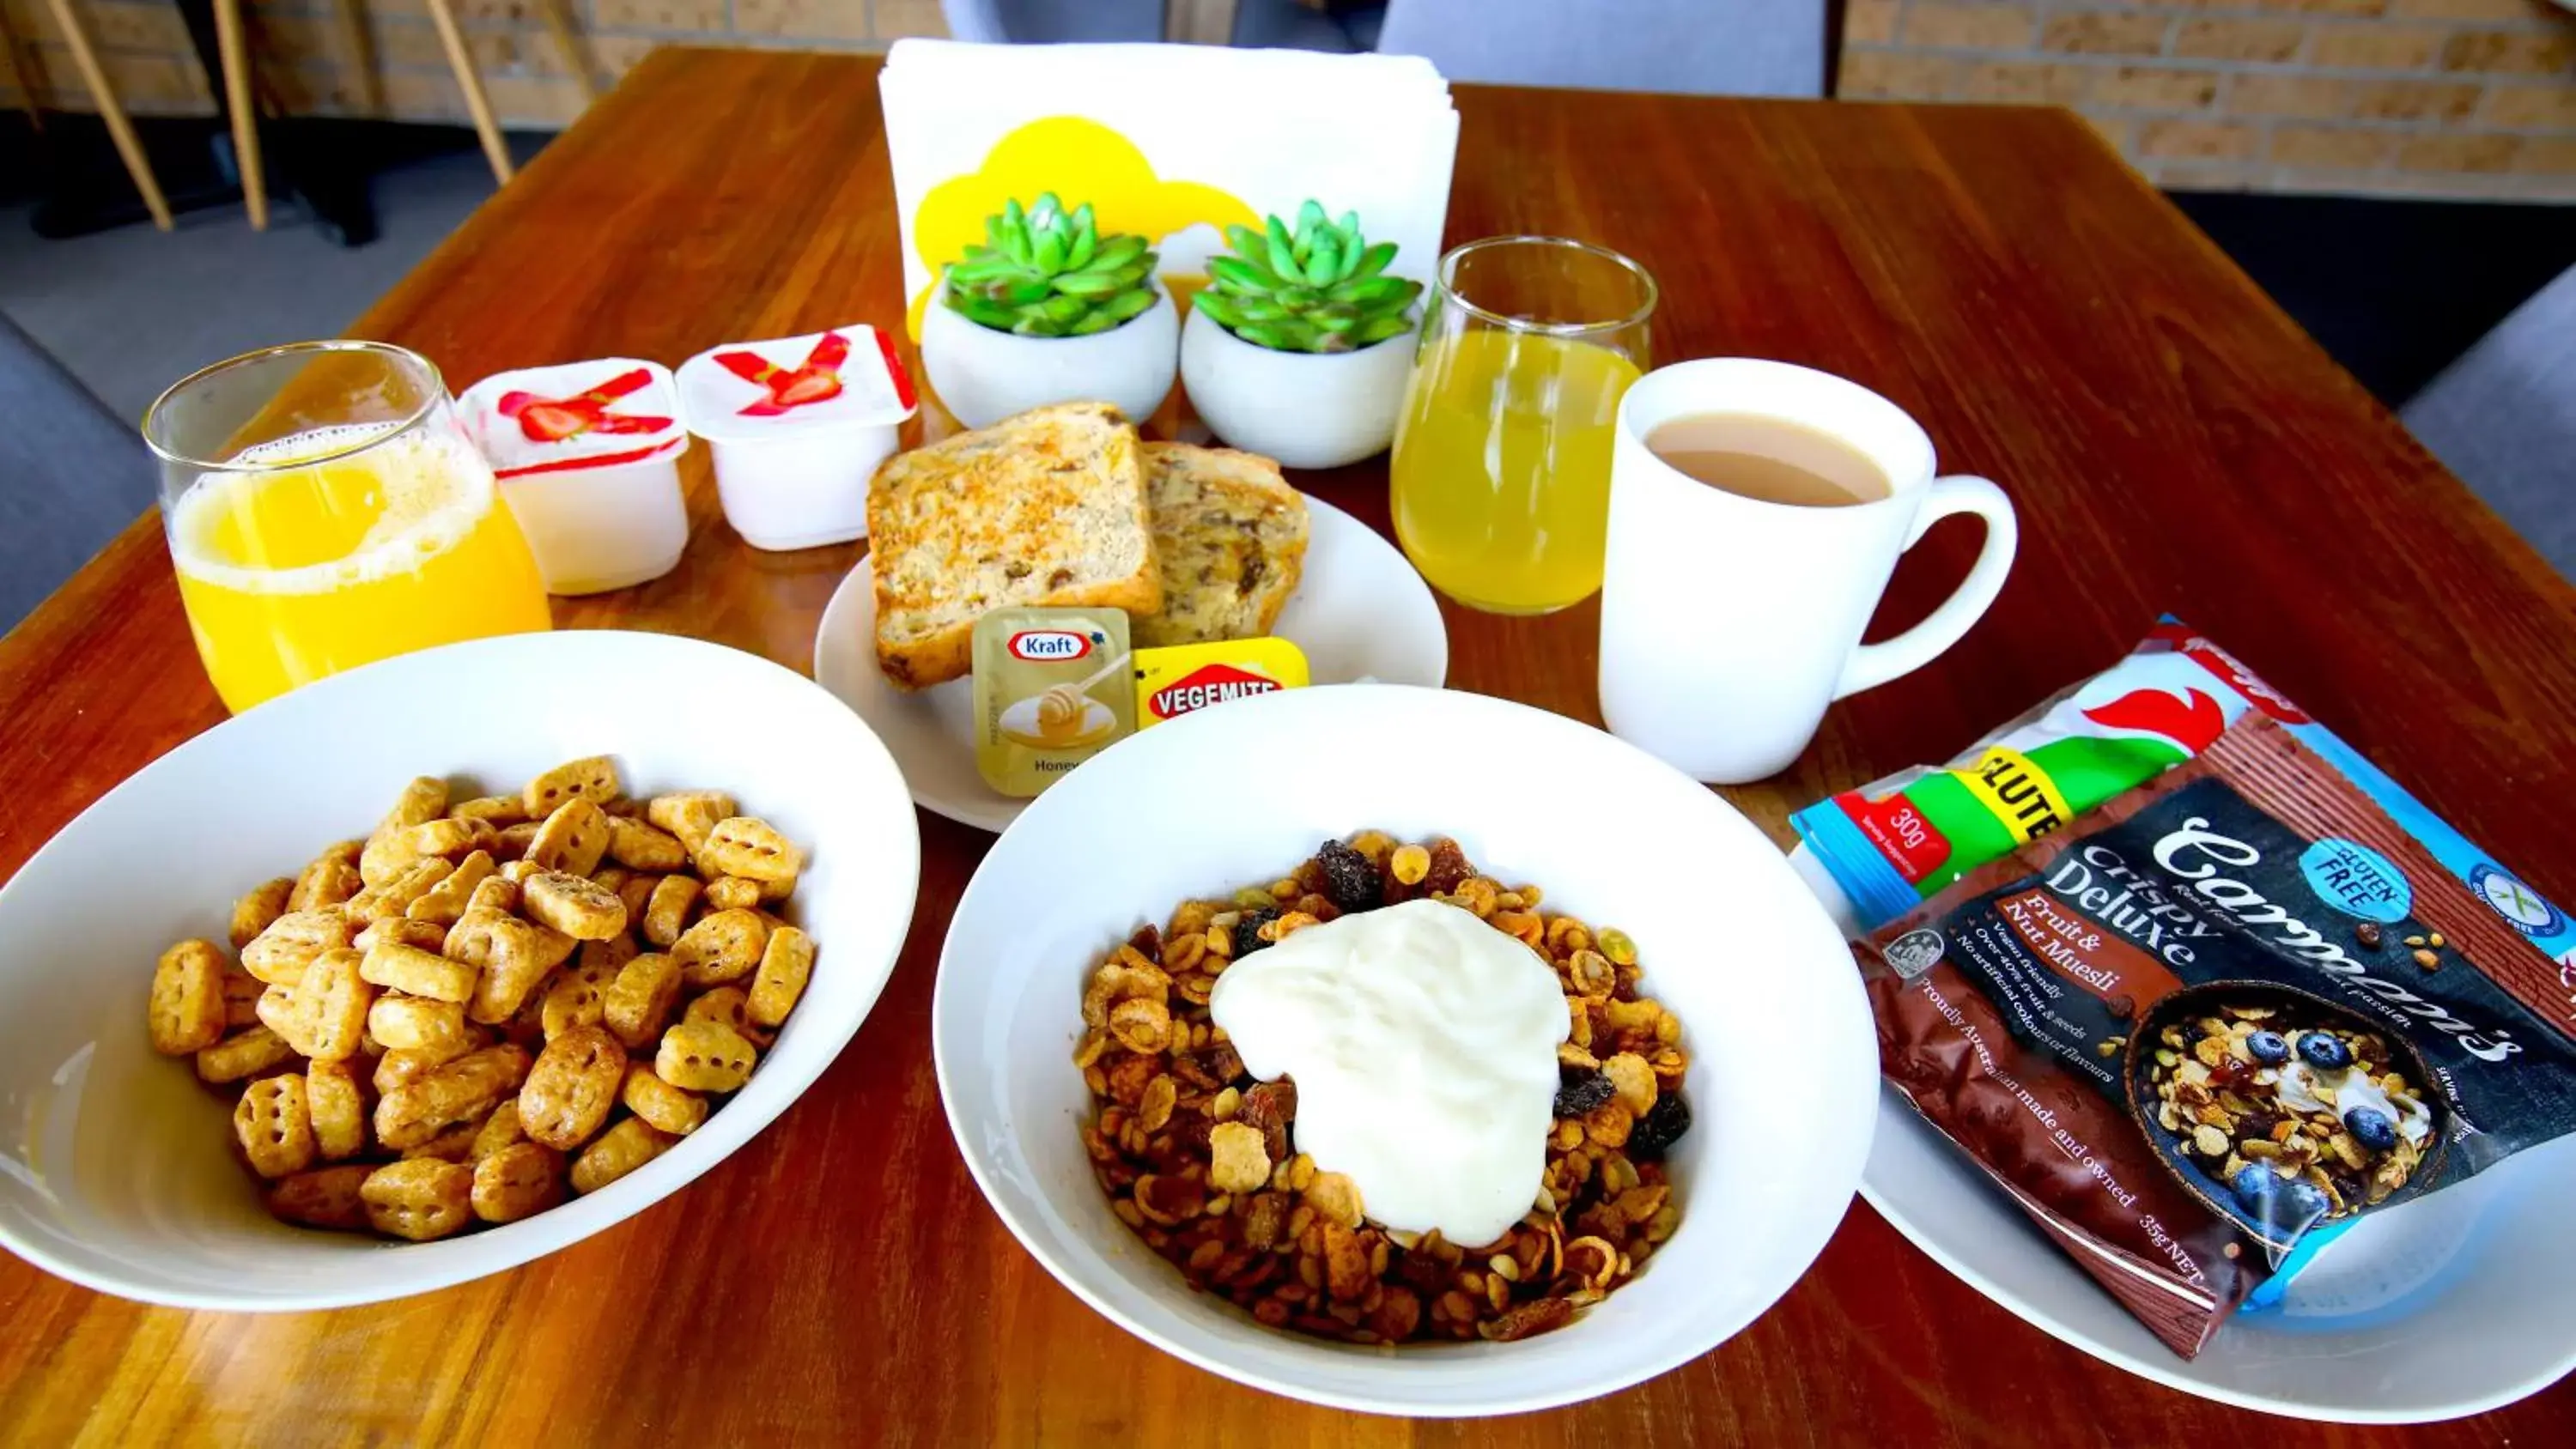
908 116 1259 340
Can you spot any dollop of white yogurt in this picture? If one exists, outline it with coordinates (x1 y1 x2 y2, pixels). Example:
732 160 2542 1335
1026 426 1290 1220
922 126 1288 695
1208 897 1570 1248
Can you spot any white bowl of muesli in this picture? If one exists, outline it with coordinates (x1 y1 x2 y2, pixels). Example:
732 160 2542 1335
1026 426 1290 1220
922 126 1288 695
933 683 1875 1415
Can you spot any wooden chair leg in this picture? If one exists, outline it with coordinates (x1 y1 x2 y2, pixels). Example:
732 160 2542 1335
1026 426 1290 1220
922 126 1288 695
424 0 512 185
40 0 173 229
329 0 383 117
538 0 596 101
0 6 42 130
212 0 265 229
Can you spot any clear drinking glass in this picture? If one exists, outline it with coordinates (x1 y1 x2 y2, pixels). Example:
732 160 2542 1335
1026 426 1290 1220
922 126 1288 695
1389 236 1656 615
145 341 552 713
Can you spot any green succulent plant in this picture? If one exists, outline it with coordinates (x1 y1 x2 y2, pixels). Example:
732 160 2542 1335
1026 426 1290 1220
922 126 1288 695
943 193 1161 338
1192 202 1424 355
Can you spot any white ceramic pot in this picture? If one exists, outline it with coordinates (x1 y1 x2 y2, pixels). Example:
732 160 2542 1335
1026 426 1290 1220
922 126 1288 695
920 283 1179 429
1179 304 1418 469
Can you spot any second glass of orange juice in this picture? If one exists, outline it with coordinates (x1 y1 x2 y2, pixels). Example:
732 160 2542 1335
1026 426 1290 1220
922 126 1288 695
146 342 551 712
1391 237 1656 615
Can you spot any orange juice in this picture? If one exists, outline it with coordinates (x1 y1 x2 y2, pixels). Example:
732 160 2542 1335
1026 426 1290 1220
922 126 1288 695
169 424 551 711
1389 330 1642 615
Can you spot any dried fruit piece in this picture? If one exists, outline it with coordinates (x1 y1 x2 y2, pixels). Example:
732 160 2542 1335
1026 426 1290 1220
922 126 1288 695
1232 906 1280 957
1628 1090 1692 1161
1553 1064 1615 1119
1313 839 1382 912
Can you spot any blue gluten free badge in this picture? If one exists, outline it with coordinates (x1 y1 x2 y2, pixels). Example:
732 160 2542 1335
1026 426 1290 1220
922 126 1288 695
2299 837 2412 924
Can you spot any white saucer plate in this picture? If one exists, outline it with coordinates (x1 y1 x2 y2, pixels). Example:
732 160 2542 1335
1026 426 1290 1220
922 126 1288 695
813 493 1449 832
1863 1086 2576 1420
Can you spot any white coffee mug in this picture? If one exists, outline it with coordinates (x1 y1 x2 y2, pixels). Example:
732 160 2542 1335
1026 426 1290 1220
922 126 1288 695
1597 359 2017 783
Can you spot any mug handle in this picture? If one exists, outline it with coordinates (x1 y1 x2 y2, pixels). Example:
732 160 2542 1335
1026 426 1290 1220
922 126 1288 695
1832 476 2018 701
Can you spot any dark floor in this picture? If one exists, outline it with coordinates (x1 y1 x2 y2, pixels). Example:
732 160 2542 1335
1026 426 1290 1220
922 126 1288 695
2169 191 2576 409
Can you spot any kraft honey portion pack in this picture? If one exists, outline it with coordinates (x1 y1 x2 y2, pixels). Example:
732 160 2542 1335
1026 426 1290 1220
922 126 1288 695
1858 708 2576 1360
972 608 1134 796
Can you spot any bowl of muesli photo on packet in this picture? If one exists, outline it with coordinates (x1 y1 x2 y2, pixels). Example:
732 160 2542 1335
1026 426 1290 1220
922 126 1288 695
932 683 1878 1416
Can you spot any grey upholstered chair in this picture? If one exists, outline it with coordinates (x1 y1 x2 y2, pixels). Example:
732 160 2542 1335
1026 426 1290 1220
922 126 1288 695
2402 265 2576 581
1371 0 1826 96
0 312 159 633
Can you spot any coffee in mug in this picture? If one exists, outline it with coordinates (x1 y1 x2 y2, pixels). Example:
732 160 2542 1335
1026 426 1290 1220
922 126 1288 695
1643 413 1893 509
1599 360 2018 784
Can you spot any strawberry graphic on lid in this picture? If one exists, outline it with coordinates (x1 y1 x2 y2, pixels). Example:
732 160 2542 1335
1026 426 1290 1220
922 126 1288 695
675 323 920 551
711 332 851 416
495 367 673 444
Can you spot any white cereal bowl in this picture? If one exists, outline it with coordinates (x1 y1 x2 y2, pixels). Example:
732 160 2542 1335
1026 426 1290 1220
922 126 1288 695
935 684 1874 1416
0 631 920 1311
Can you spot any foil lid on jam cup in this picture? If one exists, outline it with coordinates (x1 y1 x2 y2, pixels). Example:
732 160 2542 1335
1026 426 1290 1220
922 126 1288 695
458 358 691 596
676 324 918 551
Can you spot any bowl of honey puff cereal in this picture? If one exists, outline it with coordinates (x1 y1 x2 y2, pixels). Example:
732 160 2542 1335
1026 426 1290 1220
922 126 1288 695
0 632 918 1310
935 684 1874 1416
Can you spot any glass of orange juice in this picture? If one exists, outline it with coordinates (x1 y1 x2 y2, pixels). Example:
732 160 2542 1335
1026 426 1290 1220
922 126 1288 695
145 341 552 712
1390 237 1656 614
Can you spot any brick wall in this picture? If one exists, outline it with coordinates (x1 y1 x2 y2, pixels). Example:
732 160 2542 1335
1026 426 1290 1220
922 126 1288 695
1840 0 2576 199
5 1 2568 201
0 0 948 125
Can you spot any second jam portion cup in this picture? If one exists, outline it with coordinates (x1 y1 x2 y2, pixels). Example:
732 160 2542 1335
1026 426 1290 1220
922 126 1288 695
677 324 918 550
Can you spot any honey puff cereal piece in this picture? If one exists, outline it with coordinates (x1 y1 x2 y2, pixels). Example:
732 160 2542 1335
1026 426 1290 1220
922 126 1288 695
526 798 611 878
615 872 659 923
655 1019 757 1093
603 952 682 1050
220 964 264 1029
522 870 628 941
149 939 229 1055
368 994 470 1055
455 910 574 1025
197 1025 297 1084
354 916 449 955
491 822 543 863
466 875 520 918
230 877 295 949
570 1118 674 1196
697 816 803 885
471 1099 529 1161
702 876 761 913
683 985 752 1035
523 755 622 820
371 776 450 846
234 1074 317 1179
606 816 689 873
306 1058 368 1160
361 1159 474 1240
641 875 701 947
347 856 453 925
672 909 767 990
396 817 484 861
254 981 307 1049
519 1026 626 1149
265 1164 374 1231
646 791 732 856
241 907 355 985
405 850 495 927
451 795 528 828
361 940 477 1003
746 926 815 1029
471 1141 567 1223
374 1044 531 1151
399 1119 487 1163
375 1039 473 1094
622 1063 707 1136
295 947 375 1062
289 852 362 912
541 959 619 1040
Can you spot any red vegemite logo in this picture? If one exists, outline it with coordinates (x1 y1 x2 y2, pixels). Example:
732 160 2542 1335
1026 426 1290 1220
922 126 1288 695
1007 629 1091 663
1149 664 1281 720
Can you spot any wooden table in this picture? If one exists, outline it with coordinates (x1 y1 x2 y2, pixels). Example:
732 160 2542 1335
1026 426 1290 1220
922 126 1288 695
4 45 2572 1446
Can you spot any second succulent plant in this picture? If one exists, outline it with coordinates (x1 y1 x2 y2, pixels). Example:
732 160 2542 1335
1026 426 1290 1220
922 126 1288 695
1192 203 1423 355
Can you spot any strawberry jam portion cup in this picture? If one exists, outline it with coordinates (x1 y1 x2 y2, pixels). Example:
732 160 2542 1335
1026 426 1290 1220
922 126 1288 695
677 324 918 550
459 358 691 595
